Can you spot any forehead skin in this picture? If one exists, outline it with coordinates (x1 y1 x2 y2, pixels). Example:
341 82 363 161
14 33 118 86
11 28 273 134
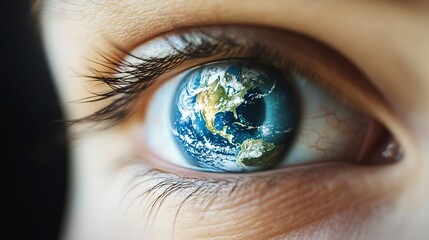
39 0 429 239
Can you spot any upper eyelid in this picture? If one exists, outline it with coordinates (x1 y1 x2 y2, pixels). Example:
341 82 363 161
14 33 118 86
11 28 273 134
73 26 387 136
40 1 423 134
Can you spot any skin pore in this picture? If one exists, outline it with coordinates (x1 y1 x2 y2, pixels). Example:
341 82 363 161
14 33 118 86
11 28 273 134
39 0 429 239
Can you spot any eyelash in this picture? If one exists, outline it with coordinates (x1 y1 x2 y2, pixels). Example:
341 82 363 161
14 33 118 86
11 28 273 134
76 30 324 128
76 31 241 126
120 157 243 228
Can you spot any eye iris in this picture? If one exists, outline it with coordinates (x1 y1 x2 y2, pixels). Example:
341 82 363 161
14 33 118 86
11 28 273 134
171 61 300 172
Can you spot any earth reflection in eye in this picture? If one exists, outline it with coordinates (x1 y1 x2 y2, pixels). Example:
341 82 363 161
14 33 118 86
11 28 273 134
170 61 300 172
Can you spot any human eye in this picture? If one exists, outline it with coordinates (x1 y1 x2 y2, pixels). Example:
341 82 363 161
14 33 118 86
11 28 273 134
80 26 399 174
63 24 406 239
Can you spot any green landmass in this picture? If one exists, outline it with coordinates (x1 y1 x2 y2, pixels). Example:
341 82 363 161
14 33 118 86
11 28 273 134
196 72 255 144
237 139 283 168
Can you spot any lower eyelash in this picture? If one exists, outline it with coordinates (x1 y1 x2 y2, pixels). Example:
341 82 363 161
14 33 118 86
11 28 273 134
117 158 243 230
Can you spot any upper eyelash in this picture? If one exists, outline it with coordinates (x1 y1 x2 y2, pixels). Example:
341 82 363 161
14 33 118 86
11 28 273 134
73 31 245 127
73 29 289 128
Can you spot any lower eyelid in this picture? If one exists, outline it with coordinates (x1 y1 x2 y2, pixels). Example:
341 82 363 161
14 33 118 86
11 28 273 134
118 158 397 238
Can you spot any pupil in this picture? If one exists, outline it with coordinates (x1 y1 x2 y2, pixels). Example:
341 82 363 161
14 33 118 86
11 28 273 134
236 87 266 127
171 60 300 172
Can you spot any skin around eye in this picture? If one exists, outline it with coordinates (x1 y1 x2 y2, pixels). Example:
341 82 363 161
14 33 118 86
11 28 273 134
39 0 429 239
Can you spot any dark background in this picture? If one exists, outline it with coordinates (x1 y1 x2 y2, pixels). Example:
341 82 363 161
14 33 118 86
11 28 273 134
2 1 68 240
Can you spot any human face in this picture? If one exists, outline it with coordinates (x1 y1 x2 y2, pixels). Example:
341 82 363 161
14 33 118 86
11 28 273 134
39 0 429 239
